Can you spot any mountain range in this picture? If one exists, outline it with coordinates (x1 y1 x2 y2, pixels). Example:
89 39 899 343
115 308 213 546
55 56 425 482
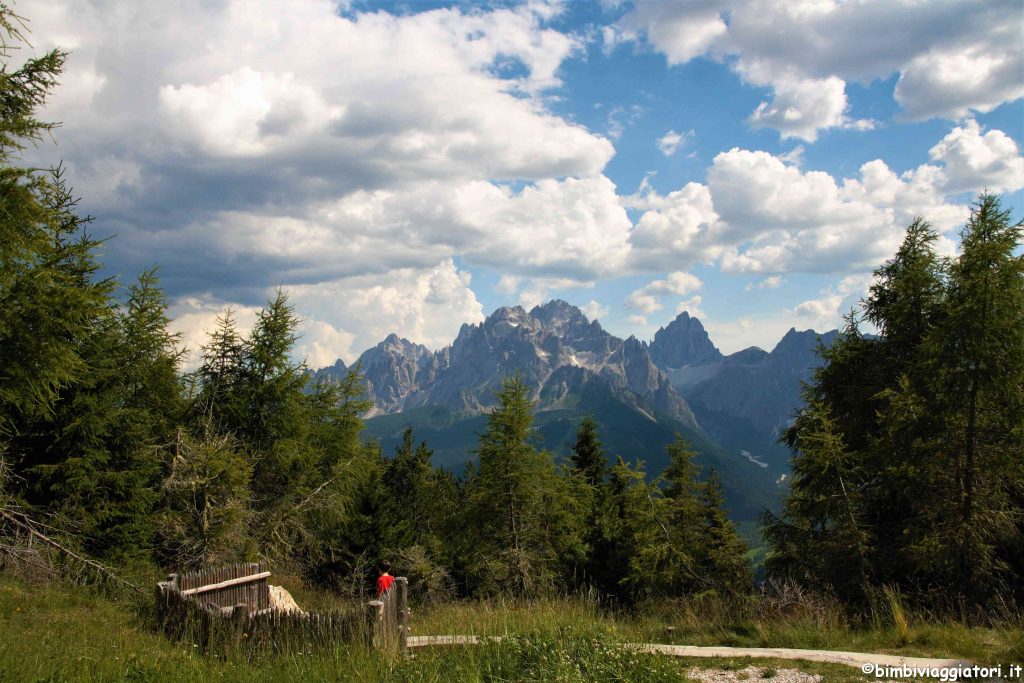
312 300 837 521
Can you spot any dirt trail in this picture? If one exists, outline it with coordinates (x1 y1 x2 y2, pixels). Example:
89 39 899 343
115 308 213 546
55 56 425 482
406 635 968 672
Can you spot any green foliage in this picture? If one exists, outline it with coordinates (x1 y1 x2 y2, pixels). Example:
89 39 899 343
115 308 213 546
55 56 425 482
462 373 583 597
764 402 870 599
159 427 250 568
569 415 606 487
186 290 377 581
698 469 754 596
767 196 1024 612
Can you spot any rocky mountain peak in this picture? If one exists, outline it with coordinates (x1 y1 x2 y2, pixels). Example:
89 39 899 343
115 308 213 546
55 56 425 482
769 328 837 366
650 311 723 370
530 298 588 329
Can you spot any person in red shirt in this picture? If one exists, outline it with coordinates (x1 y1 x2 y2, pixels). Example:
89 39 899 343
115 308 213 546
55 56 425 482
376 560 395 597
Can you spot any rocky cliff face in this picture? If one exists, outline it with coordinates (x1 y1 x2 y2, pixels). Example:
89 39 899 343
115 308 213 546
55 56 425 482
649 312 724 369
682 327 838 436
650 322 838 470
315 299 698 429
355 334 433 415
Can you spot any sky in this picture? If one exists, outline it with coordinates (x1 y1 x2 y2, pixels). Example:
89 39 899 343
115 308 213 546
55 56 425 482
22 0 1024 367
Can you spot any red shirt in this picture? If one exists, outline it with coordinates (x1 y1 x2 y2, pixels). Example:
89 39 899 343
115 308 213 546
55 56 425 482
376 574 395 596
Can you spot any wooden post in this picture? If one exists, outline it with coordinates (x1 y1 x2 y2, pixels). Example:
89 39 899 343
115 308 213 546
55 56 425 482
366 600 384 649
396 577 409 655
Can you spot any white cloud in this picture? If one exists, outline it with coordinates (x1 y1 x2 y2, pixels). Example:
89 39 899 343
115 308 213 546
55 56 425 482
712 146 968 274
895 40 1024 120
675 295 705 319
627 314 649 327
287 259 485 363
746 276 783 291
605 104 645 141
621 120 1007 279
625 291 661 314
450 176 632 280
657 129 693 156
747 74 874 142
621 3 727 65
581 299 609 322
647 271 703 296
168 259 482 369
495 275 521 295
298 319 359 370
626 271 704 314
621 0 1023 139
792 273 874 332
928 120 1024 194
626 182 723 271
27 0 616 295
167 300 262 370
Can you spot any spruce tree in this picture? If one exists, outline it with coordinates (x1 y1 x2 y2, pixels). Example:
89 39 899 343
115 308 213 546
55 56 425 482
697 469 752 595
923 193 1024 606
463 373 580 596
765 401 871 599
160 427 251 568
570 415 606 486
640 436 704 597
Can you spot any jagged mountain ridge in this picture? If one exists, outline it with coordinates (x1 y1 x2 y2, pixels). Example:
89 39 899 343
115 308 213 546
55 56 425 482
311 301 836 520
648 311 839 471
314 300 697 429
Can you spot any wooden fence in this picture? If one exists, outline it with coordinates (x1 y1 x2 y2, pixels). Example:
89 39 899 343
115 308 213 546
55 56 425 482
170 561 271 615
156 564 409 656
367 576 410 654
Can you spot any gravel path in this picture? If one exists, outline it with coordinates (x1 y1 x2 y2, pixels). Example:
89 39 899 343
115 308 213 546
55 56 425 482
685 665 824 682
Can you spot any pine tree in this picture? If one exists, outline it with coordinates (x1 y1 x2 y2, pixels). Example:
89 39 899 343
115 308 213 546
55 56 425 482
633 436 704 597
595 456 649 602
463 373 580 596
0 12 105 439
922 193 1024 606
865 217 945 368
195 308 245 426
697 469 752 595
160 427 250 569
570 416 606 486
765 401 872 599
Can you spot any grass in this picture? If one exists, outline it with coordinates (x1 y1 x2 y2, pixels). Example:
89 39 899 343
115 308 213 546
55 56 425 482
0 575 1019 682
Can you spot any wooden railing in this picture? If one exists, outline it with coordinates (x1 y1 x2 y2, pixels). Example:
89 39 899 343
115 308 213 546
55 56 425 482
155 563 409 655
166 561 271 615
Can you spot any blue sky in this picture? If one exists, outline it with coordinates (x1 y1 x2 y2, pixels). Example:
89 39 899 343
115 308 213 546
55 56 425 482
25 0 1024 365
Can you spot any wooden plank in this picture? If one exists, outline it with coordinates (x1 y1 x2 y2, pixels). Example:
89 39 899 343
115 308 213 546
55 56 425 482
180 571 272 597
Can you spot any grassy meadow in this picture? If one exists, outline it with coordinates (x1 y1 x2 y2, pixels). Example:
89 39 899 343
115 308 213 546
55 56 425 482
1 574 1019 682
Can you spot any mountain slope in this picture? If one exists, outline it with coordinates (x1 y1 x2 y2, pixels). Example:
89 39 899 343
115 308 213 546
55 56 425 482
317 301 781 520
649 313 838 474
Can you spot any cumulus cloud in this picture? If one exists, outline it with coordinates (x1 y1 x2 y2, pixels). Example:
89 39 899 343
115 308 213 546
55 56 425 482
27 0 615 298
621 0 1023 139
792 274 874 332
746 74 874 142
495 275 521 295
287 259 485 363
626 271 703 314
928 120 1024 194
167 300 262 370
712 147 967 274
746 276 783 291
626 182 723 271
581 299 609 322
657 129 693 156
675 295 706 319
